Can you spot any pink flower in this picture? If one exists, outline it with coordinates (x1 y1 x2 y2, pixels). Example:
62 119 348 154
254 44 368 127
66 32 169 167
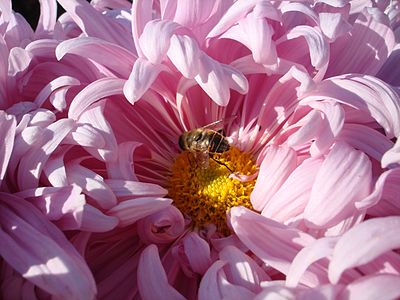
1 0 400 299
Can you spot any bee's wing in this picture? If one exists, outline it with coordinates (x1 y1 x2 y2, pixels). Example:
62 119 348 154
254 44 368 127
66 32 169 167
201 116 237 131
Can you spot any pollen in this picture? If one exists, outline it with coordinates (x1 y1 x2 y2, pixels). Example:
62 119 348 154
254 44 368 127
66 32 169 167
168 146 257 236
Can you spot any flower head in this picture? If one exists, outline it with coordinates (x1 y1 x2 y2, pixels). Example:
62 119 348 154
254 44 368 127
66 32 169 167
1 0 400 299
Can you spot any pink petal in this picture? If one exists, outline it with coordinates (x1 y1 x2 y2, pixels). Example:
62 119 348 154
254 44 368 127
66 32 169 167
230 207 327 287
337 123 393 163
137 205 185 244
219 245 270 292
326 8 395 77
356 168 400 210
301 75 400 138
0 193 96 299
57 0 133 49
198 260 256 300
167 34 201 78
183 232 212 275
338 274 400 300
138 244 185 300
286 237 339 287
105 179 167 198
77 103 118 162
66 161 117 209
56 36 135 78
17 118 75 190
80 204 119 232
106 141 147 181
319 12 352 41
0 112 16 184
131 0 154 57
15 185 85 226
139 19 179 64
304 142 372 228
35 0 57 38
382 137 400 168
280 25 329 70
262 157 323 223
221 11 277 66
329 216 400 284
68 77 125 119
251 145 298 211
34 75 81 108
65 122 106 148
194 55 248 106
123 57 168 103
207 0 260 38
107 197 173 227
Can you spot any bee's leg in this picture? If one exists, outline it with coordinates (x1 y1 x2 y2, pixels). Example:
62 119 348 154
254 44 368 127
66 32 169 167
186 152 196 169
210 155 234 173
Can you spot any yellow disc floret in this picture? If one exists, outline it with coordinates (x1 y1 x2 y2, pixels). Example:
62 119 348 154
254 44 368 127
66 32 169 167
168 146 257 235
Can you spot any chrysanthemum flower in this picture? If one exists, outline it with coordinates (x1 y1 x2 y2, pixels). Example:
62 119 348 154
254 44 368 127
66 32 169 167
1 0 400 299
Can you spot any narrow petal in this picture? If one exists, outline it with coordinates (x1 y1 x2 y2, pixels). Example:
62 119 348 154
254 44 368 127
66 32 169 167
304 142 372 228
138 244 185 300
34 75 81 108
0 112 16 184
77 103 118 162
105 179 167 198
80 204 119 232
68 77 125 119
107 197 173 227
382 137 400 168
123 57 168 104
35 0 57 38
56 36 135 78
329 216 400 284
251 145 298 211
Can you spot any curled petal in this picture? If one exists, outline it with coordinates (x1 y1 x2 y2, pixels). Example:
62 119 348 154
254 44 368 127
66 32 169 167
198 260 255 300
68 77 125 119
219 245 270 292
329 216 400 284
137 205 185 244
123 57 168 104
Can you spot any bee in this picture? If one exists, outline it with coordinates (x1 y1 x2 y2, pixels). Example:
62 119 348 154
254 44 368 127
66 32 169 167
178 118 235 172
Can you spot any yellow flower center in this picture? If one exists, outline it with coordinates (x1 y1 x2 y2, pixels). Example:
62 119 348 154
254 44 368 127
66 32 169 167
168 146 257 235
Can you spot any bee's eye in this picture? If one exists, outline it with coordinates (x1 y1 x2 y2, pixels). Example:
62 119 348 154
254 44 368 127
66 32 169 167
178 135 186 150
193 132 202 141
